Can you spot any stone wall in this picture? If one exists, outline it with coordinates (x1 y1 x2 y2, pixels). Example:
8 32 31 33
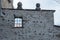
0 9 56 40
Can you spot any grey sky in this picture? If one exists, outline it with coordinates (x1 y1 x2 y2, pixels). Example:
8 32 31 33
13 0 60 25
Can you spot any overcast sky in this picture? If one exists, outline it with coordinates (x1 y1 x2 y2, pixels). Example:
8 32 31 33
13 0 60 25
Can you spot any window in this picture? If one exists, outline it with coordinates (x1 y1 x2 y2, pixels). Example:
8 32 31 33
15 18 22 27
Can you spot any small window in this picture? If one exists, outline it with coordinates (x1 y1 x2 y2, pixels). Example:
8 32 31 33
15 18 22 27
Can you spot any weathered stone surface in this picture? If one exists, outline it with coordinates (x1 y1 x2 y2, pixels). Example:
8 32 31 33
0 0 1 10
0 9 56 40
1 0 13 8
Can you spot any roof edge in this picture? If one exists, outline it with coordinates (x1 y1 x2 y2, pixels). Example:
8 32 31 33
54 25 60 28
2 8 55 12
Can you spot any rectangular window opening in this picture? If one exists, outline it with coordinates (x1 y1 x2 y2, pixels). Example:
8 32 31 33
15 17 23 28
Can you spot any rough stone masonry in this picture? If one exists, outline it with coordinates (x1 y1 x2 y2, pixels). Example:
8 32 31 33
0 0 1 11
1 1 60 40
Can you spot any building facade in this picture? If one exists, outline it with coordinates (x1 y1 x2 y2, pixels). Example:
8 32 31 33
0 9 56 40
1 1 60 40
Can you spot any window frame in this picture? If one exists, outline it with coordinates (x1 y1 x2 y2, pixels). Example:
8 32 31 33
14 17 23 28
